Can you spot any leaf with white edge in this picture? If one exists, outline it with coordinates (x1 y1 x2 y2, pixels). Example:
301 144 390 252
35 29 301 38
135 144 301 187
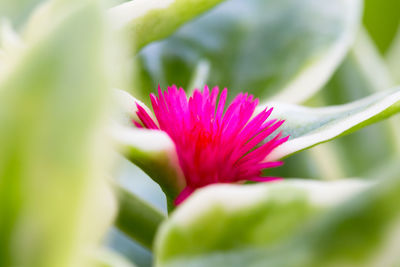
112 89 184 208
310 30 400 178
136 0 361 103
264 88 400 161
112 89 155 126
107 0 227 52
112 125 184 208
155 179 371 267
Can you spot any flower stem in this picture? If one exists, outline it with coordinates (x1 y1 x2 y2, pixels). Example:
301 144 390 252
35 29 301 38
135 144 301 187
115 186 166 250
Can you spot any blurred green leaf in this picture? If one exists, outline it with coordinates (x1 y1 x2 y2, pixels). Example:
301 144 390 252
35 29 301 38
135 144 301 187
154 179 370 267
0 1 115 267
386 27 400 84
363 0 400 53
91 248 137 267
0 20 24 74
0 0 43 26
263 88 400 161
115 185 166 250
308 29 400 177
107 0 227 52
135 0 361 103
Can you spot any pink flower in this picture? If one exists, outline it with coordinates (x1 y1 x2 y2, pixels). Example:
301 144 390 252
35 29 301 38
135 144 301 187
134 85 288 205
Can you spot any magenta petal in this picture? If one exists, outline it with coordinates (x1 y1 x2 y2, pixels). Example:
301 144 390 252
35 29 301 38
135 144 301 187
133 85 288 205
132 120 143 128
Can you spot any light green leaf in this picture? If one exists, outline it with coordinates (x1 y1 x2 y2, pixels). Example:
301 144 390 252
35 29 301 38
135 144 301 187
107 0 227 52
386 27 400 84
136 0 361 103
115 185 166 250
0 1 116 267
156 168 400 267
264 88 400 161
304 29 400 178
0 20 23 75
112 125 185 209
0 0 42 26
91 248 137 267
155 179 371 267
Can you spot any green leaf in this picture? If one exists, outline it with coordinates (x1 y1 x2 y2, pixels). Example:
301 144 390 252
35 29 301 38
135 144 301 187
0 20 23 74
154 179 371 267
263 88 400 161
107 0 227 52
387 27 400 84
112 125 185 209
0 1 116 267
363 0 400 53
115 185 166 250
136 0 361 103
112 89 185 208
0 0 42 26
305 29 400 177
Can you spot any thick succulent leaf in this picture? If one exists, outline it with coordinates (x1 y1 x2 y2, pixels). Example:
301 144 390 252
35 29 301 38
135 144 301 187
156 168 400 267
112 89 154 126
136 0 361 103
264 88 400 161
0 1 115 267
112 89 185 206
112 125 185 208
107 0 227 52
271 29 400 180
155 179 371 267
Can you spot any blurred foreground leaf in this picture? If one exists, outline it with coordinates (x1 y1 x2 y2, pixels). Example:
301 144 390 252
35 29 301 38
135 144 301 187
0 0 42 26
0 1 115 267
154 179 371 267
136 0 361 103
